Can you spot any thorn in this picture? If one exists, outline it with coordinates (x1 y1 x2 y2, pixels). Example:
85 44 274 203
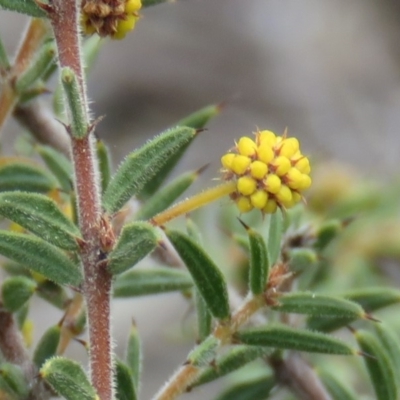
237 217 249 230
358 350 376 360
195 163 210 176
88 115 105 135
158 239 168 250
195 128 208 135
364 313 380 323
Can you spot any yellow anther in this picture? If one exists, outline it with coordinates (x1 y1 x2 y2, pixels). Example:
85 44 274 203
285 167 303 189
297 174 312 190
237 137 257 157
257 130 276 147
264 174 281 194
275 184 292 204
250 190 268 209
257 143 274 164
249 160 268 180
231 155 251 175
236 196 253 213
221 153 235 170
263 199 278 214
237 176 257 196
294 157 311 174
271 156 291 176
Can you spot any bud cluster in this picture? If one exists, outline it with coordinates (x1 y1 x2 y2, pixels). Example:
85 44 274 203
81 0 142 39
220 130 311 214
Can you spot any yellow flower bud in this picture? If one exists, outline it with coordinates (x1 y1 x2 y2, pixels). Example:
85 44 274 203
275 184 292 205
22 319 34 348
231 155 251 175
263 199 278 214
264 174 281 194
249 160 268 180
294 157 311 174
271 156 291 176
113 15 137 39
221 153 235 170
279 137 299 158
237 176 257 196
250 190 268 209
297 174 312 190
236 196 253 213
237 137 257 157
285 167 303 189
257 143 274 164
257 130 276 147
126 0 142 13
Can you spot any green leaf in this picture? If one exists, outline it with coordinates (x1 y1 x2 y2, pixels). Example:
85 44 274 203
125 323 141 391
215 375 276 400
373 323 400 385
166 229 230 320
61 68 88 139
96 139 112 194
274 292 365 319
40 357 97 400
0 192 81 250
0 0 46 17
267 209 283 265
115 359 137 400
0 162 56 193
196 290 212 343
15 41 56 93
313 220 342 250
0 231 82 286
33 325 61 368
288 248 318 273
187 336 220 367
192 346 270 387
36 280 70 309
0 363 28 398
108 222 160 275
317 369 358 400
176 103 221 130
135 169 199 221
356 330 397 400
236 324 354 355
103 126 196 213
1 276 36 312
343 286 400 311
244 222 269 295
114 267 193 297
307 287 400 332
37 145 73 192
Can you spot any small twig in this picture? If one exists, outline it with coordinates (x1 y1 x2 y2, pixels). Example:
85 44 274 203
14 101 71 157
270 352 333 400
0 308 52 400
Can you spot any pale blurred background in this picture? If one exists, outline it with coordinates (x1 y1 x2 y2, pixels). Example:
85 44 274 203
1 0 400 398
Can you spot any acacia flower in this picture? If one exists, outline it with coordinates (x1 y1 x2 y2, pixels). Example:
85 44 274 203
81 0 142 39
221 129 311 214
151 129 311 226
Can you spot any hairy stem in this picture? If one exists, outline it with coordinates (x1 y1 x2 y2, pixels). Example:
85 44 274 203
47 1 112 399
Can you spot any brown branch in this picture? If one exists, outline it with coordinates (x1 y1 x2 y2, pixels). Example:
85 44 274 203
0 308 52 400
270 352 332 400
46 1 112 399
14 101 71 157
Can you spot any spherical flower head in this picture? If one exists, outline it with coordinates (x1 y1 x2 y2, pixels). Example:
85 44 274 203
81 0 142 39
220 129 312 214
